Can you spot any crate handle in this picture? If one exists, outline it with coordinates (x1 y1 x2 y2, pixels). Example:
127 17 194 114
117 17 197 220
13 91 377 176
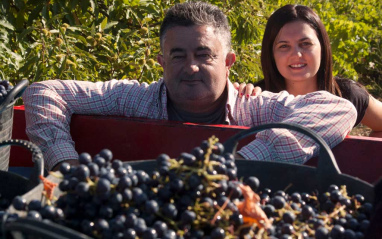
0 139 44 187
223 122 340 177
0 79 29 113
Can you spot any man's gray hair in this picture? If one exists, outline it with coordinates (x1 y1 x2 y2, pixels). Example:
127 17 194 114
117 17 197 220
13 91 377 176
159 1 232 53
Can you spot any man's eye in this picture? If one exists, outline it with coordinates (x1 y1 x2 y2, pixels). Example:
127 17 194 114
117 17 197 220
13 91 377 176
172 55 185 59
198 54 211 58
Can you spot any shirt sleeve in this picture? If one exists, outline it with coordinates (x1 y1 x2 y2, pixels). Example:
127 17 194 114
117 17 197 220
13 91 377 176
22 79 148 170
236 90 357 164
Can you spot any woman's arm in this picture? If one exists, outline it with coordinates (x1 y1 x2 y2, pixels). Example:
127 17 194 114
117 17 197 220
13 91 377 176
361 95 382 138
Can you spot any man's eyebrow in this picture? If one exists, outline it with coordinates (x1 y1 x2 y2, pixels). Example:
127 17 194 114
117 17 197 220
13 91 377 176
196 46 211 51
169 48 185 55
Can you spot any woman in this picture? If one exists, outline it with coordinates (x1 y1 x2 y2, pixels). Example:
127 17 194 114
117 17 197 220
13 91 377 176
236 4 382 137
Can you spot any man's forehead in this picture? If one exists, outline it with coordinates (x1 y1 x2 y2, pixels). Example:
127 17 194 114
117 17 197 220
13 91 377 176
162 25 223 53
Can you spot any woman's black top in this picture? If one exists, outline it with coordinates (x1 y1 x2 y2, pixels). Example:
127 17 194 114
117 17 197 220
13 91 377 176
254 78 369 126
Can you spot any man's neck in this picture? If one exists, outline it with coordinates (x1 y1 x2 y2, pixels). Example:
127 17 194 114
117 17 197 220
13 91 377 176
167 88 227 123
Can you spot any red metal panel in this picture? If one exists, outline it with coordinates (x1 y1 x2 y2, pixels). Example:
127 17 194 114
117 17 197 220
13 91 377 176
9 107 382 184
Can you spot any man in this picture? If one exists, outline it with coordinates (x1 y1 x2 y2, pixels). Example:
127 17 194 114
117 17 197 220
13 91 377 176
23 1 356 171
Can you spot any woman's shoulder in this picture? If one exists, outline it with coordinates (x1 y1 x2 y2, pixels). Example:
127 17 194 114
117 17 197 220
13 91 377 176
335 77 369 99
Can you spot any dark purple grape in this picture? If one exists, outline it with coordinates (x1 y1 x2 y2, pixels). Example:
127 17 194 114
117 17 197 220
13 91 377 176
191 146 204 161
75 181 90 197
359 219 370 233
354 194 365 204
156 154 170 166
180 210 196 225
40 205 56 220
134 218 147 236
94 218 109 232
142 228 157 239
98 205 113 219
229 212 243 227
161 203 177 219
28 199 42 211
315 227 329 239
122 188 133 202
137 170 150 185
281 223 294 235
290 192 301 203
99 148 113 161
212 142 224 155
59 162 71 175
96 178 111 196
87 162 99 177
179 152 196 166
162 229 177 239
93 155 106 168
272 196 286 209
330 225 345 239
145 200 159 214
12 196 27 211
110 215 126 233
301 205 315 221
274 190 286 198
282 211 296 224
344 229 356 239
78 152 92 165
328 184 339 192
210 227 225 239
244 176 260 192
124 228 137 239
228 181 242 199
314 219 326 230
188 174 202 189
152 221 168 238
200 140 210 150
226 168 237 180
346 218 359 231
26 210 42 221
263 204 275 218
330 190 343 203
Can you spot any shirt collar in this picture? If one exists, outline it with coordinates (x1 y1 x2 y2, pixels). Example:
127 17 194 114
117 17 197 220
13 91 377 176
225 80 238 125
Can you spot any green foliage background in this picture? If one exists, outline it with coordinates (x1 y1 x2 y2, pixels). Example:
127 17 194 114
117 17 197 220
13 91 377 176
0 0 381 97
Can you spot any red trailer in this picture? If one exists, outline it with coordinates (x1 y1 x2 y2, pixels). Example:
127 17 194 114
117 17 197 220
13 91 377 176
9 106 382 185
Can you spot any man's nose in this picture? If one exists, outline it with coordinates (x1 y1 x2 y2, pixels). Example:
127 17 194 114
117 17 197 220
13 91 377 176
185 57 199 74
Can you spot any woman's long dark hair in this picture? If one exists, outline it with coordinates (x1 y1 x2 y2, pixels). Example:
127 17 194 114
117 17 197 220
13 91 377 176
261 4 341 96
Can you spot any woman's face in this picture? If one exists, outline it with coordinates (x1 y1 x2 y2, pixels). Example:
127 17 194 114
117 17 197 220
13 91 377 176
273 20 321 90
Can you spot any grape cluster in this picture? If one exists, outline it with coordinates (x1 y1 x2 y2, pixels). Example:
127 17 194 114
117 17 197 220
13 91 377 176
0 80 14 102
7 136 373 239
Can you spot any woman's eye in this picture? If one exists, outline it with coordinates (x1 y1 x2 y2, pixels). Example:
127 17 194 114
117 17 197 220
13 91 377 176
301 42 313 47
278 44 289 49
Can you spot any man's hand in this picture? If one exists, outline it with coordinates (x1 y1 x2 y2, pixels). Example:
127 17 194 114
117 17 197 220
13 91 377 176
233 82 262 98
52 159 80 171
234 153 245 159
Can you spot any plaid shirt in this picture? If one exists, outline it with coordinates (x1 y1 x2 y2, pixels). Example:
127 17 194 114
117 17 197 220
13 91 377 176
23 79 356 170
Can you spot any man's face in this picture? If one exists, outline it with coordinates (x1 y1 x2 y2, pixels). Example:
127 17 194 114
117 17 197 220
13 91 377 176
158 25 235 113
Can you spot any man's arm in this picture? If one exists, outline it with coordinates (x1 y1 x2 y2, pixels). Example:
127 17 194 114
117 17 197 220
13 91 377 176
235 90 357 163
22 79 144 171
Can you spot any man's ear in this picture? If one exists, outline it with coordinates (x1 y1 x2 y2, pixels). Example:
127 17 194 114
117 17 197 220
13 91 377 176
157 54 165 68
225 52 236 78
225 52 236 69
